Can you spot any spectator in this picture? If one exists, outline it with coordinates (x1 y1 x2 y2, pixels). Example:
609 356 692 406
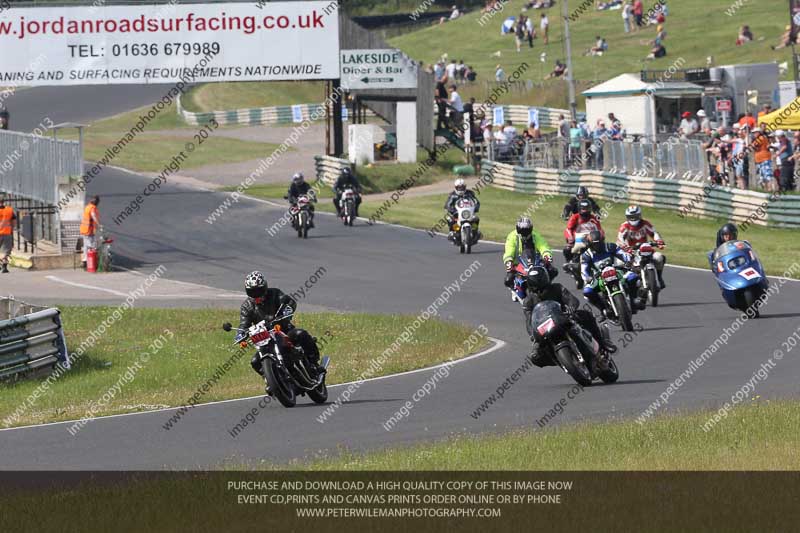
493 123 508 144
448 84 464 127
495 64 506 82
608 113 621 129
525 14 535 47
739 111 757 130
0 195 17 273
527 122 542 140
647 38 666 59
736 25 754 45
776 130 795 191
450 5 461 19
558 113 570 139
483 123 495 144
679 111 698 138
633 0 644 29
0 106 8 130
540 13 549 45
434 61 445 82
79 195 101 268
446 59 457 82
455 60 465 81
790 131 800 191
771 25 798 50
622 1 633 33
609 120 624 141
697 109 711 134
435 81 448 129
515 16 527 52
592 120 608 169
464 97 476 135
752 128 778 192
587 36 608 56
545 59 567 79
466 65 477 82
503 119 517 142
569 120 582 164
730 124 749 189
758 104 773 118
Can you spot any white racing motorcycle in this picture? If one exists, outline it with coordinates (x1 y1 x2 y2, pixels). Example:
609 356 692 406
339 185 358 226
449 197 481 254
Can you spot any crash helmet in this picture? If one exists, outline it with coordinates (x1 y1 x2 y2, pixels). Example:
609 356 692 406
454 178 467 196
587 230 605 254
576 186 589 200
527 265 551 293
516 216 533 238
578 199 592 219
245 271 268 299
341 167 352 177
292 172 304 185
625 205 642 226
720 223 738 242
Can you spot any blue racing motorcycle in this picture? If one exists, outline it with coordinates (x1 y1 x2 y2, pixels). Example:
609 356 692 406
708 240 769 317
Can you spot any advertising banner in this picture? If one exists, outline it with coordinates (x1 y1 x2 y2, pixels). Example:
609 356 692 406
0 1 340 86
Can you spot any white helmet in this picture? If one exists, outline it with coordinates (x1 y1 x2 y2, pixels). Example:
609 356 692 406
625 205 642 226
292 172 304 184
454 178 466 196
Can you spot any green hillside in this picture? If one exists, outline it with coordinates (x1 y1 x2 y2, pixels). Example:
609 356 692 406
389 0 794 85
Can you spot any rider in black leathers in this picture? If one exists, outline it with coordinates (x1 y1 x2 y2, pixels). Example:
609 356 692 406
333 167 362 217
236 271 322 378
524 265 616 368
561 186 601 220
715 222 739 248
287 172 315 228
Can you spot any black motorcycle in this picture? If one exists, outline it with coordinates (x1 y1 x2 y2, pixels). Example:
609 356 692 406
284 192 315 239
531 300 619 386
223 304 329 408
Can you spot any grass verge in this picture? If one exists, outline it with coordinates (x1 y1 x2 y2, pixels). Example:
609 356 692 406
280 400 800 470
0 307 486 428
61 103 281 174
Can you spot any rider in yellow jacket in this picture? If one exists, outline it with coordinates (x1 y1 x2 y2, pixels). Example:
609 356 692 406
503 217 554 287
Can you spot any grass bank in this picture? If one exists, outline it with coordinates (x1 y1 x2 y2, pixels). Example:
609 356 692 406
62 103 279 174
0 307 486 428
283 400 800 470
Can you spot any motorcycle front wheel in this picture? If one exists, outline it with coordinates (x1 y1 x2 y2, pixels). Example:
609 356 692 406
612 292 634 331
555 343 593 386
307 380 328 404
263 360 297 407
646 268 659 307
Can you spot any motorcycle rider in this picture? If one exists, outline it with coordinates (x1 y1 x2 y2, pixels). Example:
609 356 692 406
503 216 557 287
563 199 603 288
561 186 600 220
444 178 481 241
617 205 667 289
236 271 323 383
715 222 739 248
286 172 315 228
333 167 362 217
526 265 616 369
580 230 644 316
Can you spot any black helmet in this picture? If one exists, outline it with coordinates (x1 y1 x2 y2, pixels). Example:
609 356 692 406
527 265 551 293
516 216 533 238
576 186 588 200
341 167 352 177
244 271 267 299
720 223 738 242
578 199 591 218
587 230 604 253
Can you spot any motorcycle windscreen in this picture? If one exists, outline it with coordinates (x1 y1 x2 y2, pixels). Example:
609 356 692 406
713 240 750 262
531 300 563 337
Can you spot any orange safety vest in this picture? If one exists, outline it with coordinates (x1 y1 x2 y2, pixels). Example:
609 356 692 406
0 206 13 236
80 204 98 236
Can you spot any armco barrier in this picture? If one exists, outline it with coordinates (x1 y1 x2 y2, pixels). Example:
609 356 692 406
0 298 68 381
176 93 374 127
314 155 353 186
483 160 800 228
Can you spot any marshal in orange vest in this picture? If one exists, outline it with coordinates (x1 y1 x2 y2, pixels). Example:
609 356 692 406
0 205 14 236
80 204 99 236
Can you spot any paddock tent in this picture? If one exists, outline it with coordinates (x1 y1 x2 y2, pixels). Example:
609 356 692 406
758 97 800 131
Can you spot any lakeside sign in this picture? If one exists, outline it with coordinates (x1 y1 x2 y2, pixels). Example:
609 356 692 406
340 49 418 90
0 2 340 85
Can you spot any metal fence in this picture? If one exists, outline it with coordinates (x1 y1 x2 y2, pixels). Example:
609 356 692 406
0 297 68 381
484 136 709 183
0 129 82 205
